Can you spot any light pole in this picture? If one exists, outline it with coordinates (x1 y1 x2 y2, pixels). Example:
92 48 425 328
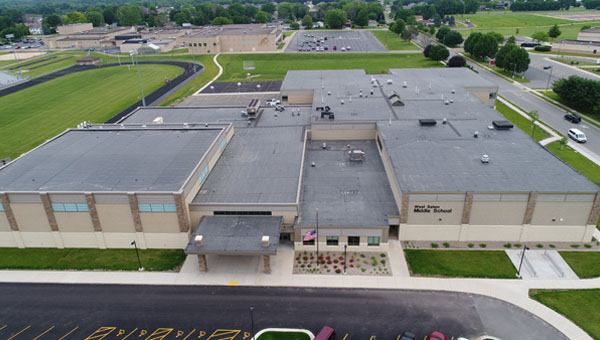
343 243 347 275
130 49 146 107
130 240 144 271
6 34 22 77
517 245 529 278
544 65 553 93
191 48 197 73
249 306 255 340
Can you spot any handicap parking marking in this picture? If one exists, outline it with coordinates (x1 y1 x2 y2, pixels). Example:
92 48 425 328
205 329 242 340
7 325 31 340
145 328 174 340
32 325 55 340
83 326 116 340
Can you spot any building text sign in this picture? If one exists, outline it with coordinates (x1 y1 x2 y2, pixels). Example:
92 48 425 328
413 205 453 213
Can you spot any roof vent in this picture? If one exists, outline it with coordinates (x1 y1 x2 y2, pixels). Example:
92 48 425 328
442 118 447 124
481 154 490 163
387 79 393 84
322 143 327 149
419 119 437 126
474 131 479 138
451 89 455 94
262 236 270 247
152 116 164 124
328 91 331 96
450 99 454 103
445 100 450 105
194 235 203 246
311 162 316 167
402 81 407 88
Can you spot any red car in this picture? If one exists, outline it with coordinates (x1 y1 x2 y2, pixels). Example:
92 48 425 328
429 332 445 340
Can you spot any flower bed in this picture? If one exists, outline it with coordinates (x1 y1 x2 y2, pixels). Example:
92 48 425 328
293 250 391 276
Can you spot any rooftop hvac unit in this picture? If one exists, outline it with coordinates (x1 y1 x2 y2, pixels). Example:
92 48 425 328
402 81 407 88
492 120 514 130
152 116 164 124
419 119 437 126
194 235 203 246
481 155 490 163
348 149 366 161
387 79 393 85
262 236 270 247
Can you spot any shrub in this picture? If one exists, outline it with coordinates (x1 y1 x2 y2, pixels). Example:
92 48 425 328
534 45 551 52
339 256 344 260
515 243 522 248
468 243 474 248
549 244 556 248
357 263 361 268
381 259 386 265
360 254 366 258
584 244 592 248
447 55 466 68
479 243 487 248
361 268 366 272
504 243 512 248
301 264 305 268
431 242 439 248
372 258 378 266
327 269 330 272
307 264 311 268
536 244 544 248
380 253 386 257
333 259 339 264
423 44 433 58
571 244 581 248
349 258 354 263
335 269 341 274
302 256 308 261
443 242 450 248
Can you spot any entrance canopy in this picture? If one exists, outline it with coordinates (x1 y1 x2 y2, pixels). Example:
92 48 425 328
185 216 282 256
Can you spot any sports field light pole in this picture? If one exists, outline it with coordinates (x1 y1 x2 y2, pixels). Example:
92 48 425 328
249 306 255 340
130 240 144 271
131 49 146 107
544 65 553 93
6 34 22 77
517 245 530 278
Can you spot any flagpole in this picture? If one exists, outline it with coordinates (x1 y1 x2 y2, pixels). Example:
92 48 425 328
316 208 319 268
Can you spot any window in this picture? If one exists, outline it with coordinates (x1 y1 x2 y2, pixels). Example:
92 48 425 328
203 42 207 46
213 42 216 46
52 203 89 212
368 236 380 246
138 203 177 212
198 166 209 185
189 43 192 47
0 203 4 212
193 43 197 47
348 236 360 246
489 92 497 99
303 239 315 246
326 236 339 246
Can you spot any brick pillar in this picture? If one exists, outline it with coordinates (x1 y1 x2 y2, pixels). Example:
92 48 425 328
263 255 271 274
85 193 102 232
587 193 600 226
0 193 19 231
523 192 537 225
400 194 409 224
128 193 143 232
40 193 58 231
461 192 473 225
198 254 207 272
174 193 190 232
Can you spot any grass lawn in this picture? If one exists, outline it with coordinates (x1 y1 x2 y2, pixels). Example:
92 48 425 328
545 141 600 186
404 249 517 278
0 248 186 271
0 64 182 160
463 13 574 28
458 21 600 40
157 54 218 106
0 59 22 67
533 50 600 58
551 57 598 66
217 53 441 82
257 332 310 340
284 32 293 38
495 101 550 141
278 43 285 49
559 252 600 278
371 30 421 50
530 289 600 340
161 48 189 54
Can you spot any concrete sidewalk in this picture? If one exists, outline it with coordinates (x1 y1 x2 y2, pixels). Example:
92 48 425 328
0 240 598 340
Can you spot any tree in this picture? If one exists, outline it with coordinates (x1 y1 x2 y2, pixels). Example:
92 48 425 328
86 11 104 27
487 31 504 44
117 5 143 26
436 26 451 42
531 31 549 42
549 24 561 39
255 11 268 23
507 36 516 44
65 12 86 24
261 3 276 15
302 14 313 28
464 32 499 60
433 13 441 27
553 76 600 114
443 31 464 47
429 44 450 61
42 14 62 28
447 55 466 67
560 137 568 151
290 22 300 30
324 9 347 29
354 8 369 27
401 29 412 41
395 8 415 23
390 19 405 35
464 0 480 13
103 5 119 25
429 26 436 35
211 16 233 25
423 44 433 57
245 6 259 19
529 110 539 139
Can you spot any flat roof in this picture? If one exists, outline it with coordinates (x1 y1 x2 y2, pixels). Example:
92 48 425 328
193 126 305 204
191 24 275 37
0 126 223 192
580 27 600 33
556 39 600 46
119 107 252 128
185 216 281 255
297 140 398 226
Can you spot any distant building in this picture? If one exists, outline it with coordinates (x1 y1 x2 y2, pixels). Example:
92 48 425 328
44 26 135 49
578 27 600 42
157 6 174 14
185 24 282 54
25 23 43 35
75 56 101 66
368 20 378 27
551 28 600 55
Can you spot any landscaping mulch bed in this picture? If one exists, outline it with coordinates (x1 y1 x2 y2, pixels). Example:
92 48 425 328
293 250 391 276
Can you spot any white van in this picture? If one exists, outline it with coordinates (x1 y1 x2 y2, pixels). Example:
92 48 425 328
568 128 587 143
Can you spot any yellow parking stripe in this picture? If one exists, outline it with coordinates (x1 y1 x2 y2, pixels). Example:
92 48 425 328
122 328 138 340
7 325 30 340
58 327 78 340
32 326 54 340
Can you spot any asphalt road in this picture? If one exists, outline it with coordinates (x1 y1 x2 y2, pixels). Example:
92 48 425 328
0 283 565 340
523 53 600 89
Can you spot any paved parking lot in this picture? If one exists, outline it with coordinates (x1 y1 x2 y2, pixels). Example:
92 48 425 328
285 30 387 53
199 81 282 94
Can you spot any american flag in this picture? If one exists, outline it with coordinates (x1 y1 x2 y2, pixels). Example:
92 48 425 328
304 229 317 241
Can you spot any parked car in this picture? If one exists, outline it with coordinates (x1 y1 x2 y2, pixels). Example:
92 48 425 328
568 128 587 143
347 46 351 50
399 331 417 340
266 99 280 106
341 47 346 51
275 104 285 112
428 332 445 340
333 46 337 50
543 65 551 70
564 113 581 123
